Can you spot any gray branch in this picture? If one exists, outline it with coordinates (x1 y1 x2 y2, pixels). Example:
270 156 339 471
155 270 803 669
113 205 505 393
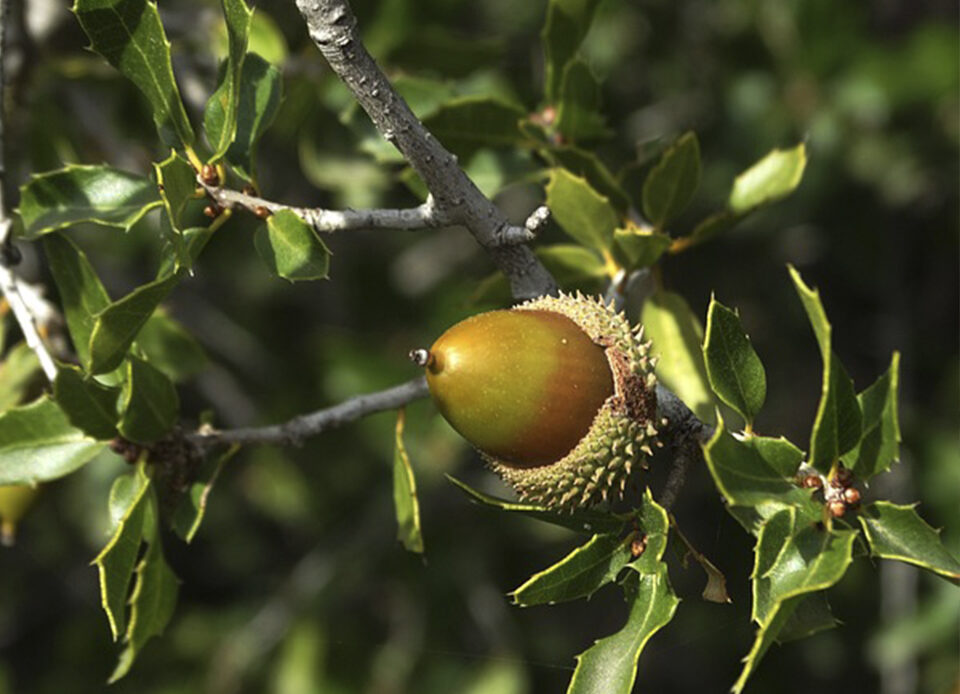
294 0 556 300
0 0 57 382
656 383 715 511
202 180 549 244
187 377 429 449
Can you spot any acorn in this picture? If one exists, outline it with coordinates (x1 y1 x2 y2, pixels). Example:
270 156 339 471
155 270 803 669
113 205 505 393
0 485 40 546
413 292 660 510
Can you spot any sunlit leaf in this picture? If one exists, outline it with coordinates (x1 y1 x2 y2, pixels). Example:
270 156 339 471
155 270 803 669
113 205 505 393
393 410 424 554
545 168 618 253
702 297 766 426
254 210 331 281
729 144 806 214
0 343 42 412
612 227 670 270
858 502 960 584
842 353 900 480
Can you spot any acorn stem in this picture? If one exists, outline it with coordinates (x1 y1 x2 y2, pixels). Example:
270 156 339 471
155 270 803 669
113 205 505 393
409 348 433 368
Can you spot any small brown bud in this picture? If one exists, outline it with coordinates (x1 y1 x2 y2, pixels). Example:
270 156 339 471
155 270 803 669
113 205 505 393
200 164 219 186
203 204 221 218
828 501 847 518
109 438 126 454
833 466 854 487
630 535 647 558
843 487 861 505
801 474 823 489
253 205 271 219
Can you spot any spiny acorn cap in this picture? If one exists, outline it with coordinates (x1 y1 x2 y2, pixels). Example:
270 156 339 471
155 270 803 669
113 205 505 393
420 292 660 510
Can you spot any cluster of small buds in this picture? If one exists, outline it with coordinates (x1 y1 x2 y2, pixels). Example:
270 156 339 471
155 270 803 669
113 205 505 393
109 437 144 464
630 533 648 558
200 164 220 187
798 464 861 518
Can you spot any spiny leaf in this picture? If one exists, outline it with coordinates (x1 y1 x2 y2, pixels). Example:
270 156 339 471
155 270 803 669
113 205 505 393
73 0 195 148
19 165 161 238
642 132 701 229
204 0 253 161
858 501 960 584
545 168 619 253
842 353 901 480
702 297 766 427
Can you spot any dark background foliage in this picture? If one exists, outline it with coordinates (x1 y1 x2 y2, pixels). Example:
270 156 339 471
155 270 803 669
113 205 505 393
0 0 956 692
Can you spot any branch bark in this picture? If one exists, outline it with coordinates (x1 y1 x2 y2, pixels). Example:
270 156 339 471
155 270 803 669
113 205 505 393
293 0 557 300
188 377 429 449
656 383 714 511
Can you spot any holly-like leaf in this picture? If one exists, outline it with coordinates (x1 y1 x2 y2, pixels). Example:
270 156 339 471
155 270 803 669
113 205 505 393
135 312 207 383
642 132 701 230
254 210 331 281
393 409 424 554
556 59 608 141
109 497 179 682
446 475 625 535
612 227 670 270
87 272 180 374
73 0 195 148
640 290 714 424
153 152 196 231
43 234 111 367
542 0 601 102
421 97 527 159
546 168 619 254
511 533 630 607
702 297 766 427
53 365 120 440
842 353 900 480
789 266 862 471
734 508 856 693
538 244 607 286
117 357 179 445
729 143 806 214
204 0 253 161
566 564 679 694
858 502 960 584
0 397 104 485
776 592 837 643
19 165 161 238
226 53 282 182
171 446 237 543
625 488 670 574
702 416 819 533
93 466 151 641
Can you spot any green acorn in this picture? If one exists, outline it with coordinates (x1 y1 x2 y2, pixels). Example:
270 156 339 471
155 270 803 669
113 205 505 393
412 292 661 510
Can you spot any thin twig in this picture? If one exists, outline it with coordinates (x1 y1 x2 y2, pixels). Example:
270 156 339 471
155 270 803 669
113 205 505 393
187 377 429 449
657 383 714 511
0 0 57 382
294 0 556 300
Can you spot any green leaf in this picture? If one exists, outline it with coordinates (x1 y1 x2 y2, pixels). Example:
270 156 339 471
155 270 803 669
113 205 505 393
545 168 619 253
702 297 766 426
734 509 856 693
135 312 207 383
117 357 179 445
511 533 630 607
625 488 671 574
204 0 253 161
545 146 631 214
73 0 195 148
788 266 862 471
567 564 679 694
18 165 161 238
776 592 838 643
109 499 179 682
642 132 701 229
729 143 806 214
611 227 670 270
158 226 217 279
702 416 819 533
640 290 714 424
254 210 331 281
555 59 608 141
93 466 151 641
87 272 179 374
858 502 960 583
225 53 282 182
421 96 527 159
171 446 237 543
542 0 601 102
43 234 111 368
0 397 105 485
153 151 195 231
446 475 625 535
393 410 424 554
842 353 901 480
0 343 42 412
538 244 607 287
53 365 120 440
684 209 741 249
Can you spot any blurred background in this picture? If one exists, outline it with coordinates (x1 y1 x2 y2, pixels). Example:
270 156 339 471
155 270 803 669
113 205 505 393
0 0 957 692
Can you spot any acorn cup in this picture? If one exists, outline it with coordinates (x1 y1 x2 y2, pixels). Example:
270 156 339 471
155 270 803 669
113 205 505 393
412 292 662 510
0 485 40 546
